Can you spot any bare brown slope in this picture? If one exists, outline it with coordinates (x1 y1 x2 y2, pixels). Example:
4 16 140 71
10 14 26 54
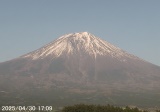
0 32 160 107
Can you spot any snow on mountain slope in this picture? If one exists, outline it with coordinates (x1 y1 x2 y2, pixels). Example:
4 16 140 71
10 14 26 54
1 32 160 107
21 32 141 61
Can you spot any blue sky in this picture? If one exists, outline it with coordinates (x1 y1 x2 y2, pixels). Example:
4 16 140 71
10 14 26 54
0 0 160 66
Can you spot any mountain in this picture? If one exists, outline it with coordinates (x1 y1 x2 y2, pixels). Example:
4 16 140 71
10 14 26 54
0 32 160 108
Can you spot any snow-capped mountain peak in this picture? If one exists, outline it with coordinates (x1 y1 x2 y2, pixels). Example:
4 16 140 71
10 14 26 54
21 32 140 61
1 32 160 107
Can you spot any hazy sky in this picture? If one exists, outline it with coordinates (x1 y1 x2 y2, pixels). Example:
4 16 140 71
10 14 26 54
0 0 160 66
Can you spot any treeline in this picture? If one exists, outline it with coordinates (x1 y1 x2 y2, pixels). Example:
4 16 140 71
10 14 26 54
62 104 160 112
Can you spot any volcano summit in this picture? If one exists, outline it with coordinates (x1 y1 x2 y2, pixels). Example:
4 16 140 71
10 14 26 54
0 32 160 107
22 32 139 60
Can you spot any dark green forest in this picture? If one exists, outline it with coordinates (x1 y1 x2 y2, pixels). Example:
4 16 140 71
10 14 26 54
62 104 160 112
8 104 160 112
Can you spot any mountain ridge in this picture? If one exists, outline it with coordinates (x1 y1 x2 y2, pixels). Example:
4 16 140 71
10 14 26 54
21 32 144 62
0 32 160 107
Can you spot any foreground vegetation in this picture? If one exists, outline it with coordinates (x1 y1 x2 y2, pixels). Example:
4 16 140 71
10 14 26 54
62 104 160 112
8 104 160 112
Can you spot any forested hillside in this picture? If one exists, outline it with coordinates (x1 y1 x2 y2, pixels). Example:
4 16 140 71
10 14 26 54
62 104 160 112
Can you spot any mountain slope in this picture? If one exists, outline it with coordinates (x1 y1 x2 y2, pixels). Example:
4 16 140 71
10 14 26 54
21 32 141 60
0 32 160 107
